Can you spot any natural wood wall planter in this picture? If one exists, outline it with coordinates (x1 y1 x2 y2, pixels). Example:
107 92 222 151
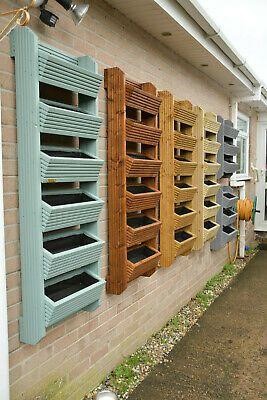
105 67 162 294
159 92 203 266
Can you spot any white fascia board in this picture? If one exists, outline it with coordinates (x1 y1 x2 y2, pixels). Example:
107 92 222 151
154 0 255 93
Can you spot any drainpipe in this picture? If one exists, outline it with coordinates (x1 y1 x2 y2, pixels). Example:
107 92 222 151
0 95 10 399
230 98 245 258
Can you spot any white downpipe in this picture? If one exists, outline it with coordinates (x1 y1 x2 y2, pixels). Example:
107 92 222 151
0 95 10 399
230 99 246 258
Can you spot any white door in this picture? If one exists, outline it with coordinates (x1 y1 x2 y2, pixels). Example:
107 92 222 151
255 116 267 231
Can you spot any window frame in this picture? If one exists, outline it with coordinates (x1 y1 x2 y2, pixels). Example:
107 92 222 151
233 112 250 181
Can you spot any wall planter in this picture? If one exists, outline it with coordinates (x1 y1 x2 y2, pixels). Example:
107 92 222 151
127 245 161 282
223 191 238 208
224 142 238 156
41 147 103 183
223 158 238 175
174 182 197 203
126 153 162 177
222 208 237 226
44 271 105 327
174 132 197 151
217 116 238 178
204 199 221 219
174 230 196 256
42 190 103 232
203 180 220 197
11 28 104 344
43 231 104 280
203 139 221 154
105 68 162 293
127 214 161 247
204 220 220 242
126 119 161 146
222 225 237 241
39 101 102 139
126 184 161 212
204 161 220 175
174 157 197 176
174 206 196 230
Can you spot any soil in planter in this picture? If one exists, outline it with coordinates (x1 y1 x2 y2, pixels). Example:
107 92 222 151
223 208 235 216
224 136 234 145
127 215 155 228
204 220 216 229
43 150 93 159
175 182 192 189
127 153 151 160
127 185 154 194
204 180 216 186
127 246 156 264
204 200 216 208
175 230 192 242
223 192 235 199
45 272 98 302
175 206 192 216
175 156 190 162
224 155 235 163
223 226 235 234
44 233 97 254
42 192 95 206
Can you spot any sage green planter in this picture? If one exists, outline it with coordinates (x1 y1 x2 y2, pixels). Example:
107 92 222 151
42 189 104 232
44 270 105 327
43 230 104 280
39 101 102 139
41 147 103 183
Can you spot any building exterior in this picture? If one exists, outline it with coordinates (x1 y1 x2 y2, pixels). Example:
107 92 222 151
0 1 266 399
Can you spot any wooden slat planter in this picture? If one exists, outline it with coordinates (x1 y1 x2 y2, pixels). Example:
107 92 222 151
42 190 103 232
105 68 161 293
174 132 197 151
203 180 220 197
126 119 161 145
174 182 197 203
43 231 104 280
204 139 221 154
39 101 102 139
204 200 221 219
173 103 197 125
41 147 103 183
127 245 160 282
204 115 221 134
127 214 161 247
174 230 196 256
204 161 220 175
174 158 197 176
204 220 220 242
126 184 161 212
222 208 237 226
223 191 239 208
126 153 162 177
174 206 196 230
44 271 105 327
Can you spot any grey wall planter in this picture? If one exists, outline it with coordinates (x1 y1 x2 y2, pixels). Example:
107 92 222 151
42 190 103 232
44 270 105 327
217 116 239 178
43 230 104 280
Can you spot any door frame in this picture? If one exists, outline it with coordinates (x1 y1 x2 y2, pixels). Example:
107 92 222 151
255 113 267 231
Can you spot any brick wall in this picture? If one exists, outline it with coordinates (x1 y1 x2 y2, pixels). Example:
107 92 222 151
0 1 254 399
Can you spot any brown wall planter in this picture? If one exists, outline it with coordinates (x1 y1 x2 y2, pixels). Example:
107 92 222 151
174 230 196 256
127 245 161 282
127 214 161 247
174 157 197 176
126 184 161 212
126 119 161 146
126 153 162 177
174 182 197 203
126 83 161 115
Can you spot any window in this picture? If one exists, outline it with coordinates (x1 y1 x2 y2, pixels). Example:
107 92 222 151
235 112 250 179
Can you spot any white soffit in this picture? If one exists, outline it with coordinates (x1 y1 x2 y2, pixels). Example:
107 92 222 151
106 0 257 97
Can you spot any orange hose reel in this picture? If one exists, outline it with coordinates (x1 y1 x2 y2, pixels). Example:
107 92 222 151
237 198 253 221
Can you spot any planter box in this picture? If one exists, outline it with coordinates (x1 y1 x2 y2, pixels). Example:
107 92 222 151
173 105 197 126
222 192 238 208
224 120 239 140
127 214 161 247
204 161 220 175
222 225 238 242
223 159 238 176
204 139 221 155
125 84 161 115
174 206 196 230
204 220 220 242
42 190 103 232
203 180 220 197
127 245 160 282
204 200 221 219
204 117 221 134
174 157 197 176
126 153 162 177
38 50 103 98
126 184 161 212
174 230 196 256
40 148 103 183
211 225 237 251
126 119 161 146
222 208 237 226
174 182 197 203
43 231 104 280
44 271 105 327
39 101 102 139
224 142 238 157
174 132 197 151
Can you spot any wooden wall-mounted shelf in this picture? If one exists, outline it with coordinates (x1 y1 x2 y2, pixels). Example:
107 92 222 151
105 68 162 294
